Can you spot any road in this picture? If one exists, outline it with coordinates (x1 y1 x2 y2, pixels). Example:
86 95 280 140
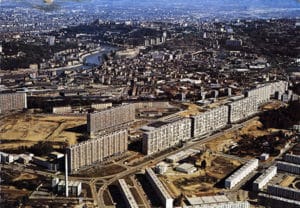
1 116 259 208
95 116 259 207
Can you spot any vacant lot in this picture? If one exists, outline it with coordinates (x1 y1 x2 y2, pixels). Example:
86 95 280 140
0 113 86 150
161 154 241 197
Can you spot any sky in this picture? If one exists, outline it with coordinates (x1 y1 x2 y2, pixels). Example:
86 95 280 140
2 0 300 17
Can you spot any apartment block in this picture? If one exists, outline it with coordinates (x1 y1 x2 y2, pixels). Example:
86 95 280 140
67 129 128 172
267 185 300 201
145 168 173 208
225 159 259 189
118 179 139 208
192 105 229 137
270 81 288 96
276 161 300 174
228 97 258 123
142 118 191 155
87 104 135 135
245 84 272 105
284 154 300 165
0 92 27 114
258 193 300 208
253 166 277 191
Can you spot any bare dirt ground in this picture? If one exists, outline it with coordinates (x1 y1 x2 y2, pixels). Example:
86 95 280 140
0 113 86 150
160 154 241 197
205 119 279 153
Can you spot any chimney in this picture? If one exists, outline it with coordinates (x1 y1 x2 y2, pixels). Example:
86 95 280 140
65 154 69 197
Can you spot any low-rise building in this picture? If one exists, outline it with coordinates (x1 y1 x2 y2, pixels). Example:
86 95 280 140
175 163 197 174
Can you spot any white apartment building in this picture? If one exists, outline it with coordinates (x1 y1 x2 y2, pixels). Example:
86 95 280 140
253 166 277 191
145 168 173 208
192 105 229 137
142 118 191 155
225 159 259 189
67 129 128 172
228 97 258 123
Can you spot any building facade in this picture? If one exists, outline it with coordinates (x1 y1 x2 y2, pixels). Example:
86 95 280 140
253 166 277 191
192 105 229 137
228 97 258 123
118 179 139 208
225 159 259 189
67 129 128 172
142 118 191 155
267 185 300 201
87 104 135 135
245 84 272 105
284 154 300 165
0 92 27 114
276 161 300 174
145 168 173 208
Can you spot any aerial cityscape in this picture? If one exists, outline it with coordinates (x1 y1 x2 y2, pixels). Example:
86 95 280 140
0 0 300 208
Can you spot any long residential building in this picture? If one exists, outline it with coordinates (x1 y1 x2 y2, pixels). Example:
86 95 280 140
258 193 300 208
0 92 27 114
276 161 300 174
145 168 173 208
228 97 258 123
267 185 300 201
67 129 128 172
269 81 288 96
87 104 135 135
192 105 229 137
142 118 191 155
253 166 277 191
245 84 272 105
284 154 300 165
225 159 259 189
118 179 139 208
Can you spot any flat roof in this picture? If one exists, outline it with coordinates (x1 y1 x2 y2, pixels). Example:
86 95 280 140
148 121 168 128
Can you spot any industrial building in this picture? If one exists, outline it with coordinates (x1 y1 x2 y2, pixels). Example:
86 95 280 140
155 162 169 174
276 161 300 174
118 179 139 208
267 185 300 201
253 166 277 191
228 97 258 123
225 159 259 189
0 92 27 114
67 129 128 172
192 105 229 137
175 163 197 174
142 118 191 155
185 195 250 208
258 193 300 208
165 149 200 163
87 104 135 135
91 102 113 110
52 106 72 114
284 154 300 165
145 168 173 208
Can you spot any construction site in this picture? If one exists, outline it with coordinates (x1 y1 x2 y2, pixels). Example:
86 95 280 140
0 113 86 151
204 119 293 159
157 152 242 197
